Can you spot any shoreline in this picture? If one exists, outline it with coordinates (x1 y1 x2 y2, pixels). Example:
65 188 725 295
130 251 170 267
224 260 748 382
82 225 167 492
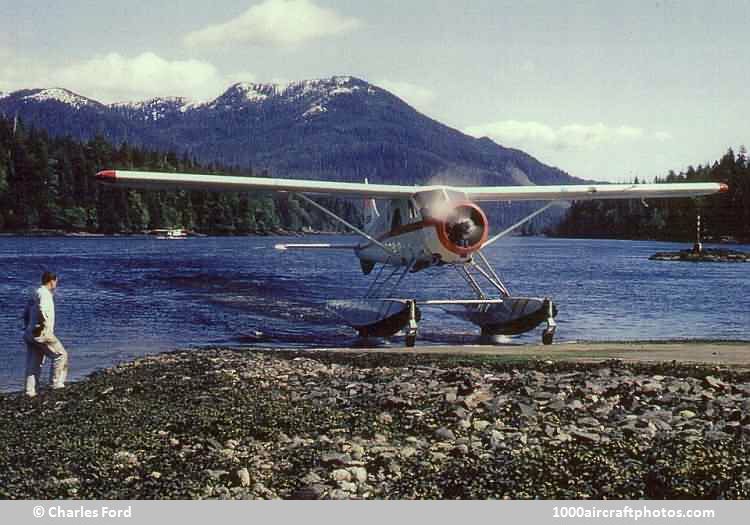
0 229 342 238
4 231 748 244
304 340 750 366
650 248 750 262
3 340 749 396
2 342 750 499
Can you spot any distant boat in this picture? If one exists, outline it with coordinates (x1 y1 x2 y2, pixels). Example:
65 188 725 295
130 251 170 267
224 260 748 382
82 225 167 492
149 228 188 239
720 235 739 244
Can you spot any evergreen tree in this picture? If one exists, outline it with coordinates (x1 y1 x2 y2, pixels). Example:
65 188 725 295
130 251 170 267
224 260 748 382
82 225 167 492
0 114 367 235
553 148 748 242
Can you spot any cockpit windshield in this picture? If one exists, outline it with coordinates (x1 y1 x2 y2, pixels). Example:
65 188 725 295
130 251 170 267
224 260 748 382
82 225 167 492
413 189 468 218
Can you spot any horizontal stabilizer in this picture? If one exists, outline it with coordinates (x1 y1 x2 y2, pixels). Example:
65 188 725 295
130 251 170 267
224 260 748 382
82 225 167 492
274 243 359 251
376 298 507 306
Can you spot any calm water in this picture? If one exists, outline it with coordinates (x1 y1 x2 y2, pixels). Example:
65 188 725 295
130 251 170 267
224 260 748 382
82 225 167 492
1 235 748 392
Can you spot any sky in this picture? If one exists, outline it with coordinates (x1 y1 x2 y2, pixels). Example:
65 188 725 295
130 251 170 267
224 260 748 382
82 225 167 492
1 0 748 182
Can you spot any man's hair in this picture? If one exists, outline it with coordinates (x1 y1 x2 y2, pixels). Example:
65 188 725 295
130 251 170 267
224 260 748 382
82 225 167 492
41 271 57 284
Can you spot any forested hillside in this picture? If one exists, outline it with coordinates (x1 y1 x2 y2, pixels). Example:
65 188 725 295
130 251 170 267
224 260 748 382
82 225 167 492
0 79 580 189
0 116 357 234
0 78 588 235
552 148 750 242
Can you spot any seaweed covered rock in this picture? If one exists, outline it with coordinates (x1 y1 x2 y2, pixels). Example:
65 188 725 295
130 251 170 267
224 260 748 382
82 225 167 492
650 248 750 262
2 349 750 499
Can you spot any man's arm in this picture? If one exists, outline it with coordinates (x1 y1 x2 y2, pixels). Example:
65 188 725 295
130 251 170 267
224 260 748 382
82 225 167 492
37 289 53 335
22 300 30 329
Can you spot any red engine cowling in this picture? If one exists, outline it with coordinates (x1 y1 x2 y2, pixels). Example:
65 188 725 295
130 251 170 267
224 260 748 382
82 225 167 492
434 202 489 256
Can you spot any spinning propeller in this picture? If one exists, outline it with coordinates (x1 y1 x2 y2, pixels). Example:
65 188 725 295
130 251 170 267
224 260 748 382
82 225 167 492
438 202 489 255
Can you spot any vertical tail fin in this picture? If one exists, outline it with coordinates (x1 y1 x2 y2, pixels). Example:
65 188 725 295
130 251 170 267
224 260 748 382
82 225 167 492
363 178 379 225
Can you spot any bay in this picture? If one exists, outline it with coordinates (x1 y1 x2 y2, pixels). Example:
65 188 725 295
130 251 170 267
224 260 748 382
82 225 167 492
1 235 748 392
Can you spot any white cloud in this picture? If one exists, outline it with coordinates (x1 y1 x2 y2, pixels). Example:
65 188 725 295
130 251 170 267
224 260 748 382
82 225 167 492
184 0 361 49
55 53 229 102
520 60 537 73
0 51 255 103
0 48 51 92
653 130 674 142
464 120 672 150
376 79 437 112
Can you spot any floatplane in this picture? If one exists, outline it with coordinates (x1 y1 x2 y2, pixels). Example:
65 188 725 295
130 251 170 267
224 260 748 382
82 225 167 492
96 169 726 346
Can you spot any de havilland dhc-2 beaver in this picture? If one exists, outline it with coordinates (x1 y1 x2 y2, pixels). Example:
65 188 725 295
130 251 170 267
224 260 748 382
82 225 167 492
95 169 727 346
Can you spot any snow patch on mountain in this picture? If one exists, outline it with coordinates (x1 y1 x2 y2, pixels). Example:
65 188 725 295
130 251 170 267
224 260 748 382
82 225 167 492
206 82 274 109
330 87 355 96
3 76 378 123
302 104 328 119
110 97 185 110
110 97 194 121
22 88 96 109
233 83 270 102
179 100 204 113
282 76 364 99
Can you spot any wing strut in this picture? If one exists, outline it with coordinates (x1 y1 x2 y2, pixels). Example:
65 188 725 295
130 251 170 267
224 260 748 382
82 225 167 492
480 201 557 250
293 193 396 256
475 251 509 295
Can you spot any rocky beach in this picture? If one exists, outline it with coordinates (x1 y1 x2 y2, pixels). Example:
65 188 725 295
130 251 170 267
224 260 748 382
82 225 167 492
2 347 750 500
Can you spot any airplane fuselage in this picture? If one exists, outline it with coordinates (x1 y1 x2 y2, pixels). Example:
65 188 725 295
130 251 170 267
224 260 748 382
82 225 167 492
356 190 489 270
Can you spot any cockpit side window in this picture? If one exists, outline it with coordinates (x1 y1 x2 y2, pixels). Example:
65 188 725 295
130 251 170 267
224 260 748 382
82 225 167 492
414 189 444 210
445 189 468 202
408 199 417 220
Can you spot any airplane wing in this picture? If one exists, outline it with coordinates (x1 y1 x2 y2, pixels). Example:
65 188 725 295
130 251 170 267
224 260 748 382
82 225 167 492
96 170 420 198
96 170 727 201
462 182 728 201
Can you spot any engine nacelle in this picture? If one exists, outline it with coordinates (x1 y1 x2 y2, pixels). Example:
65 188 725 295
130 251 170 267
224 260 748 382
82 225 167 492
356 199 490 270
434 201 489 257
409 201 490 266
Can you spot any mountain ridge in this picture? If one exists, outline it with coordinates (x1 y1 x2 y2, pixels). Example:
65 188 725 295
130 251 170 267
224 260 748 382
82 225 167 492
0 76 581 189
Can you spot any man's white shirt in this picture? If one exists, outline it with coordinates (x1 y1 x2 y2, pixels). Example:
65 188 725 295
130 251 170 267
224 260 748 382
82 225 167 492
25 285 55 340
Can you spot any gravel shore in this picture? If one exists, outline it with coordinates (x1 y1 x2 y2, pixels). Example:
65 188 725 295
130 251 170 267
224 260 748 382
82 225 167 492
1 348 750 499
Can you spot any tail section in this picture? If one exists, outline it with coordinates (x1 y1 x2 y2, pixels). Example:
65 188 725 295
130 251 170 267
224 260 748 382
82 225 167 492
363 178 379 226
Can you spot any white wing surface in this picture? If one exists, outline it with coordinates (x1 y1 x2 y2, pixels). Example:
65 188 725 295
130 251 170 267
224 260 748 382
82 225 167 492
463 182 727 201
96 170 418 198
96 170 727 201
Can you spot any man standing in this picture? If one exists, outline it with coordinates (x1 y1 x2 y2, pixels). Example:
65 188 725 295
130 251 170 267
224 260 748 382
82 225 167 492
23 271 68 397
